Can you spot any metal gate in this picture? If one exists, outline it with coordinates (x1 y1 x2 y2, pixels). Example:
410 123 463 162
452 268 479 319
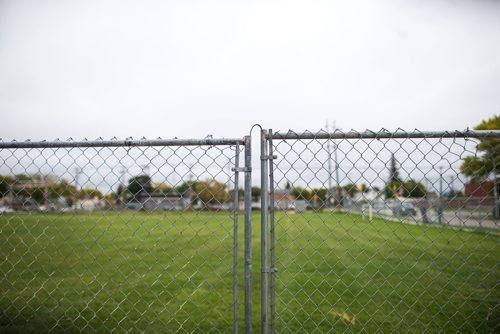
260 129 500 333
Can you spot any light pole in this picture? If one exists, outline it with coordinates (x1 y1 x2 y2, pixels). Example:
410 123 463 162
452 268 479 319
493 159 499 219
74 167 82 210
438 166 443 224
326 120 333 207
326 120 341 208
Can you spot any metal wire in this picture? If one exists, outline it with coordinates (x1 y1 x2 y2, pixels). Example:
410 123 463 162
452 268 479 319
0 137 245 333
265 129 499 333
0 129 499 333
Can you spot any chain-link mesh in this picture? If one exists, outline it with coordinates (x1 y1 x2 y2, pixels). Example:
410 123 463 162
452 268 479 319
1 130 499 333
0 138 244 333
268 130 499 333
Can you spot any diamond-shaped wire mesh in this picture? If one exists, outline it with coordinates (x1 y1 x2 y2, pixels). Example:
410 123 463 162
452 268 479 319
0 139 242 333
1 130 499 333
269 130 499 333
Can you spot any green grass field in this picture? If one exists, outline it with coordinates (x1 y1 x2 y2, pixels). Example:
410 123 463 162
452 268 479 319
0 211 498 333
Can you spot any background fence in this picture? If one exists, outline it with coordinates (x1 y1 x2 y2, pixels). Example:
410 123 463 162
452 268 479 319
0 129 499 333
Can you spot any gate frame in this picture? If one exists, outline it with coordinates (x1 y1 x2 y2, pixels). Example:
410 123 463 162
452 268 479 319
0 136 248 334
260 128 500 334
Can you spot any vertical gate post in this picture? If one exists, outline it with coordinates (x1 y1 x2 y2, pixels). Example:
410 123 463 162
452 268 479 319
268 129 276 334
243 136 252 334
233 142 240 334
260 130 269 334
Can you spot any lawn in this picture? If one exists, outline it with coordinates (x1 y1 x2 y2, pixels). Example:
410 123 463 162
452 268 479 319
0 211 498 333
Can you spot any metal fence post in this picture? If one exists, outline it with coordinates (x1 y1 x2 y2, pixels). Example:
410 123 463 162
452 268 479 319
267 129 276 334
233 142 240 334
243 136 252 334
260 130 269 334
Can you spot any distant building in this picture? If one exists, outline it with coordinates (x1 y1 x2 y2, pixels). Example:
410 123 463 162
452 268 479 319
274 189 294 210
137 192 191 211
352 189 382 203
74 197 101 211
465 181 493 198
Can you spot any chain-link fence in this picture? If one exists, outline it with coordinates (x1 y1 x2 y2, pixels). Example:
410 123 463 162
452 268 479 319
1 129 499 333
265 129 499 333
0 137 246 333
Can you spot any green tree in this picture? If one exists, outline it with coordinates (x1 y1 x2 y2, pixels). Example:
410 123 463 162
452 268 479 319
251 187 261 201
176 181 199 195
79 188 103 199
311 188 327 202
343 183 358 198
115 184 126 196
51 179 77 204
401 179 427 198
389 153 401 183
385 154 402 198
30 187 45 203
194 179 228 204
0 176 14 197
460 115 500 182
291 187 312 201
127 175 152 197
152 182 172 193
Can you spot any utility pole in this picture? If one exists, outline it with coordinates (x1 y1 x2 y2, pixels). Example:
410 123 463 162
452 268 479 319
438 166 443 224
188 163 194 182
119 166 126 188
187 163 195 208
493 159 499 219
74 167 82 210
448 175 454 195
326 120 341 208
44 175 49 208
227 157 233 204
334 134 340 207
326 120 333 207
227 157 232 191
74 168 82 191
141 164 150 176
119 165 126 207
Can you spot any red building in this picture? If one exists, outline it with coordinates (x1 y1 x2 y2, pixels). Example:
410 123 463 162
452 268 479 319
465 181 493 198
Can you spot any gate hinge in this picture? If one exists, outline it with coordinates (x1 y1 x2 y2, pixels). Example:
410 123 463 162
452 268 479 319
262 267 278 273
232 167 251 173
260 155 277 161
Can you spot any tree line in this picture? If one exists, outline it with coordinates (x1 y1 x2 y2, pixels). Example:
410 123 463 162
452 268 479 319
0 174 102 208
117 175 229 205
1 116 497 208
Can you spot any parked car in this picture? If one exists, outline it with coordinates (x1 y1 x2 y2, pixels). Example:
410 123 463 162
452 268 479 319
392 202 417 216
0 206 15 214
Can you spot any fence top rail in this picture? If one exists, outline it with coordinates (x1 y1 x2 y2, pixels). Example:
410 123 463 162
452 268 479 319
0 137 246 149
269 129 500 140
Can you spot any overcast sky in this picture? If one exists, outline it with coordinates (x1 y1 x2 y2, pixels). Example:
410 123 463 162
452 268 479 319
1 0 499 141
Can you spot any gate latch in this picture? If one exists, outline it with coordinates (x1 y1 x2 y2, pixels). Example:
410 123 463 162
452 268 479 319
232 167 251 173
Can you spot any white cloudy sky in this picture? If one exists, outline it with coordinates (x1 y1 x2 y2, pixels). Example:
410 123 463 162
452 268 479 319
0 0 499 141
